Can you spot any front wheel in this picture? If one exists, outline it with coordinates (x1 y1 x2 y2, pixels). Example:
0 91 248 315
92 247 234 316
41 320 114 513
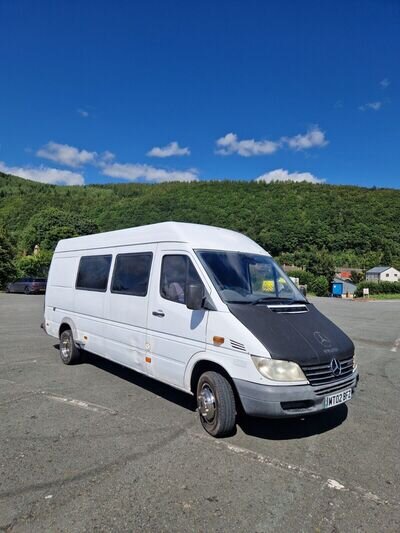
59 329 82 365
197 371 236 437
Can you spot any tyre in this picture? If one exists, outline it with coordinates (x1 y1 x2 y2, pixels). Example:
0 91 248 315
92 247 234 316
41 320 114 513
59 329 81 365
24 286 30 295
197 371 236 437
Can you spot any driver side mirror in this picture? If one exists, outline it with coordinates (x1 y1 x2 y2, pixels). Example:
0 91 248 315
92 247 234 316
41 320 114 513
186 283 205 310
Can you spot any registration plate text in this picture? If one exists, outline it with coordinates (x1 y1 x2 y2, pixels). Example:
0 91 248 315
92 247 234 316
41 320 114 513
324 388 352 408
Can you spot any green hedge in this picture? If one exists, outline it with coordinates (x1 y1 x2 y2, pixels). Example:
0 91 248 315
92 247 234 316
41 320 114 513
355 281 400 296
287 269 316 287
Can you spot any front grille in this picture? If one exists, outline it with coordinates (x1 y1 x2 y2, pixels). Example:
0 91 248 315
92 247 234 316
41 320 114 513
302 356 354 391
312 375 357 396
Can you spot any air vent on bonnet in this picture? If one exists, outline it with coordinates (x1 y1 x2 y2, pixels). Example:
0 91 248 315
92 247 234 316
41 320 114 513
267 304 308 314
230 340 246 351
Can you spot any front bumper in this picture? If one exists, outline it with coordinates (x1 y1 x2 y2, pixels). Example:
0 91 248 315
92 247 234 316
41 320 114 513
234 370 359 418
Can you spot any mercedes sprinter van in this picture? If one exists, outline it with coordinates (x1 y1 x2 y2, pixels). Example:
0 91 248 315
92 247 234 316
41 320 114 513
44 222 359 437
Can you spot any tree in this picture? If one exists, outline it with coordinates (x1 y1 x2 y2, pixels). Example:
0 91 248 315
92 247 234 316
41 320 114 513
0 227 17 288
310 275 330 297
350 270 364 284
15 251 53 278
21 207 99 253
306 249 335 282
287 269 315 287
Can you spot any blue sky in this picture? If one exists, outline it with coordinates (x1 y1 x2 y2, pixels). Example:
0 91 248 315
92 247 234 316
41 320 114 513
0 0 399 188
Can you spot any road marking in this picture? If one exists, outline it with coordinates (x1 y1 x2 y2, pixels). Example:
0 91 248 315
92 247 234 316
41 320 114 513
0 379 117 416
327 478 345 490
390 337 400 352
42 392 117 415
200 438 393 507
0 359 38 366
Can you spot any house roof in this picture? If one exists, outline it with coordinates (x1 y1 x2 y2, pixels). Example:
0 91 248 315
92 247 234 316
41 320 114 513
366 266 390 274
55 221 268 255
333 277 357 288
336 271 352 280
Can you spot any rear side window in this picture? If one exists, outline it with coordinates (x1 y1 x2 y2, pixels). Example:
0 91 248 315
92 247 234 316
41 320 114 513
76 255 112 292
160 255 202 304
111 253 153 296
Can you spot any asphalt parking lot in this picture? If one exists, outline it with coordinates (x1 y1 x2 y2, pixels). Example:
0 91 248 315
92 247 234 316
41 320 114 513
0 294 399 532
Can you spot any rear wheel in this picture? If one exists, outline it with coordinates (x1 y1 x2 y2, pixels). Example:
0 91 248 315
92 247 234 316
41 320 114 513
59 329 81 365
197 371 236 437
24 286 30 295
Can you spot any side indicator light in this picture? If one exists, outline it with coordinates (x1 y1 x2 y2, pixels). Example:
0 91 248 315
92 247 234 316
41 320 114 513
145 356 152 363
213 336 225 345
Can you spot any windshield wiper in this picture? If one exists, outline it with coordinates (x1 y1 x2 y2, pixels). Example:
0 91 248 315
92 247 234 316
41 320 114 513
251 297 306 306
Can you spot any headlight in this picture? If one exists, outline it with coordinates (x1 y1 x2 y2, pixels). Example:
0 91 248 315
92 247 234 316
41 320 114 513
251 356 307 382
353 354 357 370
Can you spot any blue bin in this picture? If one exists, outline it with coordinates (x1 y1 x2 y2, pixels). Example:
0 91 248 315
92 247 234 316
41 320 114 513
331 282 343 296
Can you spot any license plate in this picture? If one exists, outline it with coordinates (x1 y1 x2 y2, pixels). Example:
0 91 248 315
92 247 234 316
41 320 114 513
324 388 352 409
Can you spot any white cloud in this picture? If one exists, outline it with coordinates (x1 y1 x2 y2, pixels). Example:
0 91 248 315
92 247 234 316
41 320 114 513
215 133 280 156
283 126 328 151
37 142 97 168
380 78 390 89
215 126 328 156
255 168 324 184
99 150 115 163
147 141 190 158
0 161 84 185
359 101 382 111
102 162 198 183
77 108 89 118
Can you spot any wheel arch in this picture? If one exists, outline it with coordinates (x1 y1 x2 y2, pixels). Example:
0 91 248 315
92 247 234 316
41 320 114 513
58 318 78 340
187 356 244 414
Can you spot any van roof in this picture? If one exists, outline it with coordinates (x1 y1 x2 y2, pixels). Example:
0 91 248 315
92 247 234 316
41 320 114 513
54 221 268 255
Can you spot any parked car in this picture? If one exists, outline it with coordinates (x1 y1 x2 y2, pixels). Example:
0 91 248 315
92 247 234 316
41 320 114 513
43 222 359 437
6 277 47 294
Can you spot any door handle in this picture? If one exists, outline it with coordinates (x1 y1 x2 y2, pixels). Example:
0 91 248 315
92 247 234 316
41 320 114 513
152 310 165 318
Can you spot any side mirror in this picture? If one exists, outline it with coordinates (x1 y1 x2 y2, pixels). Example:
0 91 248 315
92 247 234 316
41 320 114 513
186 283 205 310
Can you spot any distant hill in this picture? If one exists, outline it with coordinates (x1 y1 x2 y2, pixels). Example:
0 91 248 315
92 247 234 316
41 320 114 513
1 171 399 269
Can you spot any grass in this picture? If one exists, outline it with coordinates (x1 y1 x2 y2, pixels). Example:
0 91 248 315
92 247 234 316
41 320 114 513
365 293 400 300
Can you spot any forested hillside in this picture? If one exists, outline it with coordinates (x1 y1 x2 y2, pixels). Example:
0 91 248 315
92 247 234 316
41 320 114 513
1 171 399 286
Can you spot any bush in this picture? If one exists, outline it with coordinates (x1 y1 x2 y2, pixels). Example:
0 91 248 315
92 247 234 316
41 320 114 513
310 275 330 296
15 251 53 278
287 269 316 287
355 281 400 297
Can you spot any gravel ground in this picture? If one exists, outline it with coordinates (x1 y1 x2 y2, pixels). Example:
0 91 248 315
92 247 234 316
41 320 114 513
0 294 399 532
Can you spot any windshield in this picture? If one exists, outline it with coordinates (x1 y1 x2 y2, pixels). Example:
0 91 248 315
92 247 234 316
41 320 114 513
196 250 306 304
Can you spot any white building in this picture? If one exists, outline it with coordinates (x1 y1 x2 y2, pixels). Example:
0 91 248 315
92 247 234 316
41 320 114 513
365 266 400 282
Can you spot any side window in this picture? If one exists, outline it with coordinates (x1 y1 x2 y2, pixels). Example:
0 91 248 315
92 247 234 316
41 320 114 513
111 253 153 296
76 255 112 292
160 255 203 304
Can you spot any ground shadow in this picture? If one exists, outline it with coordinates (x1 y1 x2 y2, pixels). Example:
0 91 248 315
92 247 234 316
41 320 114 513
53 344 348 440
237 404 348 440
53 345 196 413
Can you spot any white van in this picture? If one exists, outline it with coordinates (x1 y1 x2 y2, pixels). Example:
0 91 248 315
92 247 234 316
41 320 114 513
44 222 359 436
